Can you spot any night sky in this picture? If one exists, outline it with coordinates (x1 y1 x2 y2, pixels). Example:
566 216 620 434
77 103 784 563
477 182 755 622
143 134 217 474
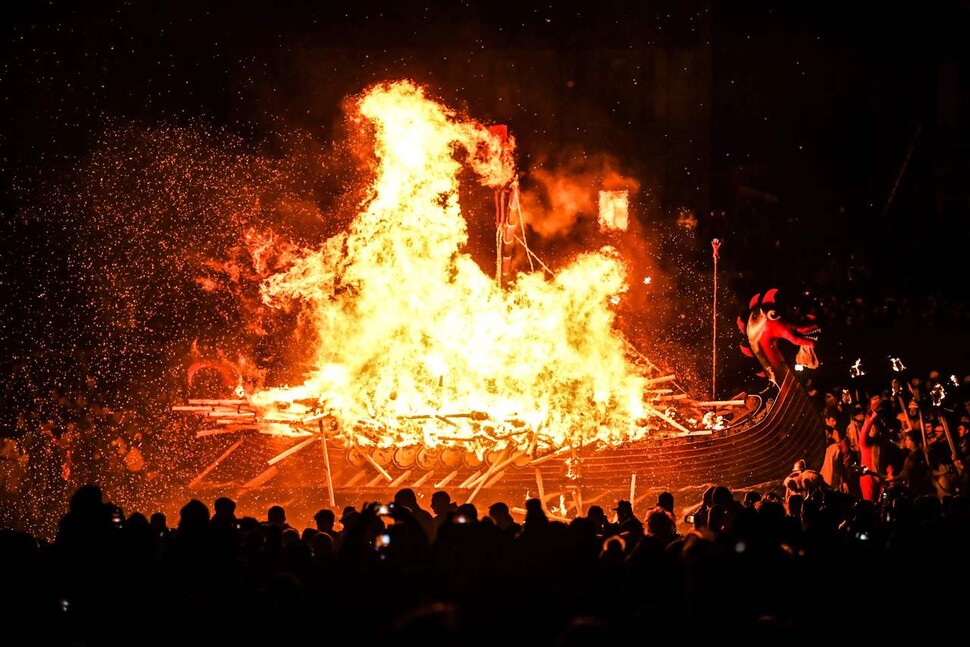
2 1 969 405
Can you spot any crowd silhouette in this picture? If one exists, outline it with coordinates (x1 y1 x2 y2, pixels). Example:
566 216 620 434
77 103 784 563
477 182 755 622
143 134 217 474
2 469 969 644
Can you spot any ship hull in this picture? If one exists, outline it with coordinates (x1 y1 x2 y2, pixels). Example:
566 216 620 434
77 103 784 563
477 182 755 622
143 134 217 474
189 370 826 516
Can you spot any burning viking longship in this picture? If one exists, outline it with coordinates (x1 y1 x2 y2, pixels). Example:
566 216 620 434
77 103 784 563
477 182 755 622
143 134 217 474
174 80 826 512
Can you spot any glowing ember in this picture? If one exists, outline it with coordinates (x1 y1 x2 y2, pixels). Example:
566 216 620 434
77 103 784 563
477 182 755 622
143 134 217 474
241 80 673 455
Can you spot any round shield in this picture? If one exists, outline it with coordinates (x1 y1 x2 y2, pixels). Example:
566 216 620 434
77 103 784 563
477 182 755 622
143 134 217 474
372 446 395 467
346 447 367 467
416 447 439 471
440 446 464 469
393 445 418 469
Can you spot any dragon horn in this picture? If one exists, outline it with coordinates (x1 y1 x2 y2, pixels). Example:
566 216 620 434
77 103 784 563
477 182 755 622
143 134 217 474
762 288 778 305
749 293 761 310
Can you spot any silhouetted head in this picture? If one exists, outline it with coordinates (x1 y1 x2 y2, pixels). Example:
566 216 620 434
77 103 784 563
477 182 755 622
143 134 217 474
711 485 734 508
339 506 358 528
178 499 210 533
301 527 319 543
149 512 168 532
213 496 236 518
281 527 301 547
702 485 716 507
488 501 510 519
645 507 677 539
267 505 287 526
524 498 548 525
313 508 335 529
656 491 674 515
430 490 454 515
614 500 634 519
69 483 104 516
311 532 334 558
393 487 420 511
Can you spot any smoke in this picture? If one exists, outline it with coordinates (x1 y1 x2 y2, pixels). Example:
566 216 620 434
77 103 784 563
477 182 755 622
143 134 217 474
518 148 642 239
499 145 710 393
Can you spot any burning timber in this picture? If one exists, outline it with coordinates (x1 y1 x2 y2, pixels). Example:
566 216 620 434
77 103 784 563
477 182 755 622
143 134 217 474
174 344 826 510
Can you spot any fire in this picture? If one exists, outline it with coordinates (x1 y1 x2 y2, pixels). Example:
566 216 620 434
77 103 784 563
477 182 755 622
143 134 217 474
598 190 629 231
245 80 668 456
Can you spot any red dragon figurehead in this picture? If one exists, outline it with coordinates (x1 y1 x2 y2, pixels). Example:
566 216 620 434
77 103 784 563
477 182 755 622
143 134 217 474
737 288 820 386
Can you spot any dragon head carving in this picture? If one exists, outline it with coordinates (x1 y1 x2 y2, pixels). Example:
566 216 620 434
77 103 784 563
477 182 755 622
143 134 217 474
737 288 820 385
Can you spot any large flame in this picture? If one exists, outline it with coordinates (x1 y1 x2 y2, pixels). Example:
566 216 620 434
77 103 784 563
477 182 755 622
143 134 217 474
248 80 663 455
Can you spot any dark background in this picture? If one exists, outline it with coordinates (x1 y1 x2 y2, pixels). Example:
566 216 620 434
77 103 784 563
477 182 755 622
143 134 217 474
1 0 969 405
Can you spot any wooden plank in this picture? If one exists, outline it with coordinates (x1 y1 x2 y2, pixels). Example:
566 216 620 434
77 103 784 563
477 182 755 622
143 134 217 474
188 439 244 488
458 470 483 489
483 470 506 489
411 470 435 487
643 403 692 434
389 470 413 488
365 473 386 488
196 428 246 438
434 470 459 489
343 469 367 488
267 436 318 466
205 410 256 418
529 446 570 465
362 450 393 482
237 465 279 494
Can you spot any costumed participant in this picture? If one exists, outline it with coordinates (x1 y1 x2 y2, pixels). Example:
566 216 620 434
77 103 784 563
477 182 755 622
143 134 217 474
884 430 935 499
858 394 889 502
819 426 846 492
784 459 826 502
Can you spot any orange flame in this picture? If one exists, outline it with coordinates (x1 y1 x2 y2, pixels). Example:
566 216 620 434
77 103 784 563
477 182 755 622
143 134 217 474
247 80 665 455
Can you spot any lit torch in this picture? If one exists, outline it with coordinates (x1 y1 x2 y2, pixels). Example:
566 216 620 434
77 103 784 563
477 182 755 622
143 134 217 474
849 359 865 379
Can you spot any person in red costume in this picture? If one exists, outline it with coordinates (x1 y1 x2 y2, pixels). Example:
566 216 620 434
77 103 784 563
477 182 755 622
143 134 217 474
859 394 890 501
